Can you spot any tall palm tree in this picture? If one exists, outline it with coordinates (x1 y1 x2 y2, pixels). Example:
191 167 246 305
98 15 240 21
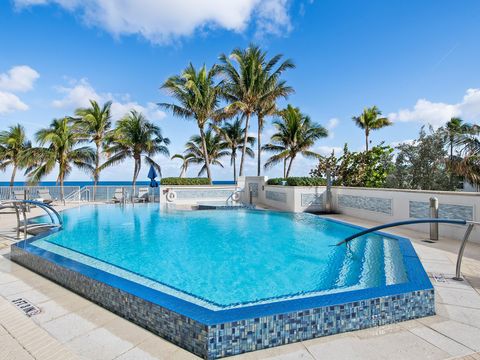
73 100 112 199
26 118 94 200
214 118 255 182
449 124 480 188
220 44 268 176
254 52 294 176
103 110 170 188
160 64 223 183
0 124 32 186
171 153 195 178
183 129 229 177
352 106 392 151
441 117 476 188
263 105 328 178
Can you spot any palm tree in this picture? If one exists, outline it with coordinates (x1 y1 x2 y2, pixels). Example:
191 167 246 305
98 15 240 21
183 129 229 177
73 100 112 199
160 64 223 183
352 106 392 151
219 45 267 176
253 52 294 176
171 153 195 178
214 118 255 182
0 124 32 186
26 118 94 200
441 117 476 188
263 105 328 178
103 110 170 188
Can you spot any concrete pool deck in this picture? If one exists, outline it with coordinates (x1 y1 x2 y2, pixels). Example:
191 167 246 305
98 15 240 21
0 204 480 359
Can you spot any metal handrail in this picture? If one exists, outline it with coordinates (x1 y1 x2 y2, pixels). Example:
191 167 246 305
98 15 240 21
334 217 479 282
8 200 63 227
335 218 467 246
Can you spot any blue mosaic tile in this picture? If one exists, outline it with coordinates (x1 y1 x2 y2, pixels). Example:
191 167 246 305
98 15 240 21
338 194 392 215
301 193 323 207
409 201 473 221
266 190 287 203
248 183 259 198
176 189 233 200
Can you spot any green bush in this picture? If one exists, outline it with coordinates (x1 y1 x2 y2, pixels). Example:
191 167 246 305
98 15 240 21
266 177 326 186
161 177 210 185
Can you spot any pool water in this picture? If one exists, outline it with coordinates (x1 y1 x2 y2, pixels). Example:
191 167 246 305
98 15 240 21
31 204 408 308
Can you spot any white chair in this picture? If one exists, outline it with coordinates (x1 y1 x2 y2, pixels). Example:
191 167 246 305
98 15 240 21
134 188 149 203
36 189 54 205
112 188 125 203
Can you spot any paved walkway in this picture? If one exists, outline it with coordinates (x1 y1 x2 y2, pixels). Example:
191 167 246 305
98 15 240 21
0 205 480 359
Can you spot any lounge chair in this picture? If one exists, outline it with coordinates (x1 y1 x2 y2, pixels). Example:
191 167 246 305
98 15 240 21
112 188 125 203
13 190 28 200
36 189 54 205
134 188 149 203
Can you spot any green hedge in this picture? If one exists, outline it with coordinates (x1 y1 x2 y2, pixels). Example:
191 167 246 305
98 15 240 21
161 177 210 185
266 177 327 186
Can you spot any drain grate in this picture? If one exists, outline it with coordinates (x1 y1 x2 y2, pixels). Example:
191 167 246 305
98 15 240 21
11 298 41 317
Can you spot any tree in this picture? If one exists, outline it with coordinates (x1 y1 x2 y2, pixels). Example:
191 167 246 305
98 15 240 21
183 129 229 177
387 127 450 190
26 118 94 200
263 105 328 178
73 100 112 199
253 51 294 176
0 124 32 186
440 117 476 188
214 118 255 182
160 64 223 183
449 124 480 188
310 144 394 188
171 153 195 178
352 106 392 151
219 45 266 177
103 110 170 188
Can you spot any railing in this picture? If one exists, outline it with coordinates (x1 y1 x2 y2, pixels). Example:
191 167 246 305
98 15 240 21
80 185 160 202
0 186 80 202
6 200 63 239
226 188 244 204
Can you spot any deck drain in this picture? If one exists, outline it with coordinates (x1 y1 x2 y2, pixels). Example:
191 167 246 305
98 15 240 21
11 298 41 317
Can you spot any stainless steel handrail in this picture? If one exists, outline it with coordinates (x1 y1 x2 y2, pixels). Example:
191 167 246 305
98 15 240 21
225 188 244 204
335 218 478 282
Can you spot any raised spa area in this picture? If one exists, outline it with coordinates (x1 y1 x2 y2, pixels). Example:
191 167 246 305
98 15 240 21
10 204 435 359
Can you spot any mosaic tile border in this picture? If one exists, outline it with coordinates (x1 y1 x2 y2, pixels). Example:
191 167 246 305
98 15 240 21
338 194 392 215
248 183 259 198
301 193 324 207
409 201 473 221
265 190 287 203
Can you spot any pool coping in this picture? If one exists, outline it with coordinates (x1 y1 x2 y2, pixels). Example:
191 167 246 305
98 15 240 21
11 207 433 326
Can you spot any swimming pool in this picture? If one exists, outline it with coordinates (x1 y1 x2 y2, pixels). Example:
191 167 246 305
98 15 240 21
11 204 434 359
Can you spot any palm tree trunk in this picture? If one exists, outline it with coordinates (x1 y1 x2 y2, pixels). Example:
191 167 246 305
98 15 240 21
365 129 369 152
199 126 212 184
449 141 454 189
286 155 296 178
93 144 100 201
239 113 251 177
179 167 185 178
232 152 237 183
10 164 17 187
59 173 64 202
283 158 287 178
257 115 263 176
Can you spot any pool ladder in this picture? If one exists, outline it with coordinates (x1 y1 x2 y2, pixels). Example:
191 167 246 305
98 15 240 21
4 200 63 239
335 218 479 282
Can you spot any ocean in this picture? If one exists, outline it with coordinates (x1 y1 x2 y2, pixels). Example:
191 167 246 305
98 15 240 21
0 180 235 187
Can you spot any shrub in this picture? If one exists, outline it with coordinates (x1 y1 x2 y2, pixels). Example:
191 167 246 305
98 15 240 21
266 177 326 186
161 177 210 185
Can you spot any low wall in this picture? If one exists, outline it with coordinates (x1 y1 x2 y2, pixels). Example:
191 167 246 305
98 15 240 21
243 177 480 244
159 185 237 206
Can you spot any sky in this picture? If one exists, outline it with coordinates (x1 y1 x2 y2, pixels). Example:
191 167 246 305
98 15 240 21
1 0 480 182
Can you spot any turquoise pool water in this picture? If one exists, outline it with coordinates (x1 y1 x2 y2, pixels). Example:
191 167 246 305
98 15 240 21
31 204 408 308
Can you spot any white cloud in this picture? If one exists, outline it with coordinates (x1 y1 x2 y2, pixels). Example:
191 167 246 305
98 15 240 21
0 91 29 114
0 65 40 92
389 88 480 128
14 0 292 44
52 78 166 121
315 145 342 156
326 117 339 139
390 139 415 148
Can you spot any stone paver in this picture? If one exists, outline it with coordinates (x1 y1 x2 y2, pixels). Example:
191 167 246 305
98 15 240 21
0 207 479 360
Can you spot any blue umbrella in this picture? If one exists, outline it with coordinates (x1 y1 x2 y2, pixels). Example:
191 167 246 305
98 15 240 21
147 165 159 188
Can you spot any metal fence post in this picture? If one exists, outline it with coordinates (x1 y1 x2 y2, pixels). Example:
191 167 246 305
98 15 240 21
430 197 439 241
